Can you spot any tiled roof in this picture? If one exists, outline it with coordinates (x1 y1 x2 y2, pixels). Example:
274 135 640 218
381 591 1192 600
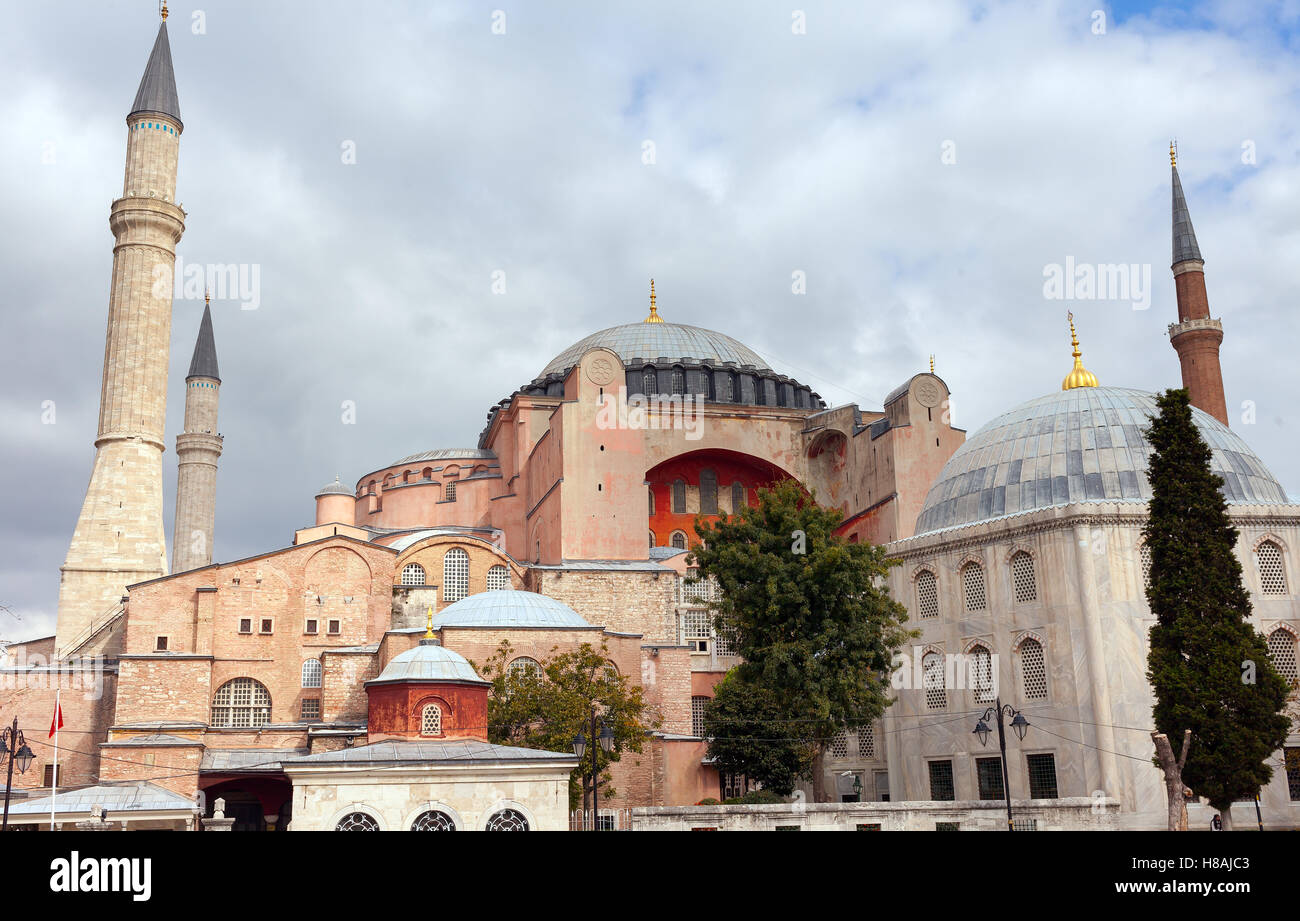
200 748 308 773
5 782 195 817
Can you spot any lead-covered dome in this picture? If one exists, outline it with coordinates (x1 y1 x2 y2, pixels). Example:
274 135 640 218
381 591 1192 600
541 322 771 377
914 387 1289 535
433 590 591 629
368 641 487 685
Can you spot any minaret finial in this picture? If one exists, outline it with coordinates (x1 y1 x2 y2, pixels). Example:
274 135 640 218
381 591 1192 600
645 278 664 323
425 604 434 639
204 287 210 306
1062 311 1099 390
1170 139 1177 167
929 354 935 374
161 1 168 21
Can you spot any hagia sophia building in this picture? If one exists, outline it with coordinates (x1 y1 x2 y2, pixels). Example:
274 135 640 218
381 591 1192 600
2 12 1297 831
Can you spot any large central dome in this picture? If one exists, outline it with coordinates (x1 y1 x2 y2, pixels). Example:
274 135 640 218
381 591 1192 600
914 387 1289 535
540 321 772 378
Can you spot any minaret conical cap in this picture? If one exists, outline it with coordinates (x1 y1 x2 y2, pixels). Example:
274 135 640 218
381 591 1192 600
130 21 182 126
1171 145 1201 266
187 299 220 381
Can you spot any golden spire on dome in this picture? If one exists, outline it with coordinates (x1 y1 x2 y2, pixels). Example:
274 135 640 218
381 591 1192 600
645 278 664 323
425 605 434 639
1062 311 1100 390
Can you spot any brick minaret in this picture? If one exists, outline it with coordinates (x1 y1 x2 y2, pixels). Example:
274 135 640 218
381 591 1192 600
56 14 186 652
171 296 222 573
1168 146 1229 426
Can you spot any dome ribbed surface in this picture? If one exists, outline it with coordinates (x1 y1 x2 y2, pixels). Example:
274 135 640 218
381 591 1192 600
541 322 770 377
369 643 486 685
433 590 590 628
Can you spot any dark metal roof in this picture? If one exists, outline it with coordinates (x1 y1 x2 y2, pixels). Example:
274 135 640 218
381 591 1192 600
282 738 579 767
1171 165 1202 265
130 22 182 126
186 302 220 380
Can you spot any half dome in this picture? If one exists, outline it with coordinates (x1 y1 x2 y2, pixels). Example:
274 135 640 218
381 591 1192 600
433 590 591 629
914 387 1288 535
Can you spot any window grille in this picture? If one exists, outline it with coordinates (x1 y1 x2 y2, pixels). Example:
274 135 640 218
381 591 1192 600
671 369 684 395
713 621 737 657
1267 629 1298 688
400 563 426 586
486 565 511 591
721 772 748 800
830 728 849 759
961 562 987 612
715 373 732 402
731 482 745 512
335 812 379 831
857 725 875 759
411 811 456 831
1011 551 1036 603
916 570 939 619
442 548 469 602
1020 638 1048 700
1026 753 1058 799
485 809 529 831
1140 543 1153 591
681 611 711 652
671 479 686 514
302 659 322 688
1011 819 1038 831
648 488 655 516
928 760 955 801
691 696 709 737
421 703 442 736
681 568 718 603
444 482 456 502
699 469 718 515
1257 541 1288 595
1285 747 1300 802
976 756 1004 800
671 531 687 550
211 677 271 728
509 657 542 681
300 698 320 721
643 369 657 396
970 645 994 703
923 652 947 710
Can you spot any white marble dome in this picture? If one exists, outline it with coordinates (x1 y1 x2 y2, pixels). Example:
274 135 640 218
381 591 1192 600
914 387 1288 535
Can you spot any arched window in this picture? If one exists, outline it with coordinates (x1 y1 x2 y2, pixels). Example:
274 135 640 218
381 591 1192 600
671 531 687 550
1139 543 1153 591
699 469 718 515
642 369 657 396
969 644 994 703
923 652 946 710
1267 629 1298 689
509 657 542 681
485 809 529 831
335 811 380 831
731 482 745 512
211 677 271 728
670 368 685 395
715 372 733 402
671 479 686 514
648 488 655 516
857 725 875 759
411 810 456 831
961 561 987 612
443 548 469 602
915 570 939 619
648 531 656 549
1020 638 1048 700
691 696 709 738
486 564 511 591
1010 551 1036 603
1256 541 1288 595
400 562 426 586
302 659 322 689
421 703 443 736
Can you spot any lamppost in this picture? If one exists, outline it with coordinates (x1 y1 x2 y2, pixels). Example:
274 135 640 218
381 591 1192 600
971 698 1030 831
1 717 36 831
572 711 615 831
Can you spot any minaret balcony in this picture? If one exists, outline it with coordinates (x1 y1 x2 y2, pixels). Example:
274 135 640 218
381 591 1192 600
1168 316 1222 340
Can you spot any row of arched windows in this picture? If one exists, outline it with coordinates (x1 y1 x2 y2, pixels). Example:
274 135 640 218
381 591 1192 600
914 551 1036 619
335 807 529 831
398 554 511 601
920 638 1048 711
659 478 748 517
1142 538 1289 597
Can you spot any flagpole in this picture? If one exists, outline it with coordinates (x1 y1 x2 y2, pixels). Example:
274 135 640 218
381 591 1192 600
50 688 59 832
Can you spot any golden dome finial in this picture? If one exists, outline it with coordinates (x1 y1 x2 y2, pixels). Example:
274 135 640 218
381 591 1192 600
425 604 434 639
645 278 664 323
1170 139 1177 167
1062 311 1099 390
929 354 935 374
161 1 169 21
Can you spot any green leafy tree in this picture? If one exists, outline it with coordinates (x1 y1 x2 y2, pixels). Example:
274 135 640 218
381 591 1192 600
475 640 659 811
1144 389 1291 827
691 478 914 801
702 668 816 796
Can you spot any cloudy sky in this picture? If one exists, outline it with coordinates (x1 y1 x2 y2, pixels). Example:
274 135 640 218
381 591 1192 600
2 0 1298 640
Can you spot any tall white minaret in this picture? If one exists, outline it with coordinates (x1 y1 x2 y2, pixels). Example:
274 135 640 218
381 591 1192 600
172 294 222 573
56 9 186 653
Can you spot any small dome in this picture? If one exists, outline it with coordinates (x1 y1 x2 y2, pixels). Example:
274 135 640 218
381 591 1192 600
433 590 591 629
369 641 487 685
914 387 1289 535
315 477 352 498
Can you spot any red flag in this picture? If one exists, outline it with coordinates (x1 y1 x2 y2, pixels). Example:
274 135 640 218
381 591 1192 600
49 701 63 738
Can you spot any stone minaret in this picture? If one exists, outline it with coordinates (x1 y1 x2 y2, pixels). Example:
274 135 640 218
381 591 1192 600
1168 145 1229 426
172 296 222 573
56 14 186 652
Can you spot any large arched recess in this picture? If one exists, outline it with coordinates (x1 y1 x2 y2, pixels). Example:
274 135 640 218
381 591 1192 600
646 449 804 549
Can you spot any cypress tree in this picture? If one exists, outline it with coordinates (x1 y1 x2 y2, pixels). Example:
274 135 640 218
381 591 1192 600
1144 389 1290 825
